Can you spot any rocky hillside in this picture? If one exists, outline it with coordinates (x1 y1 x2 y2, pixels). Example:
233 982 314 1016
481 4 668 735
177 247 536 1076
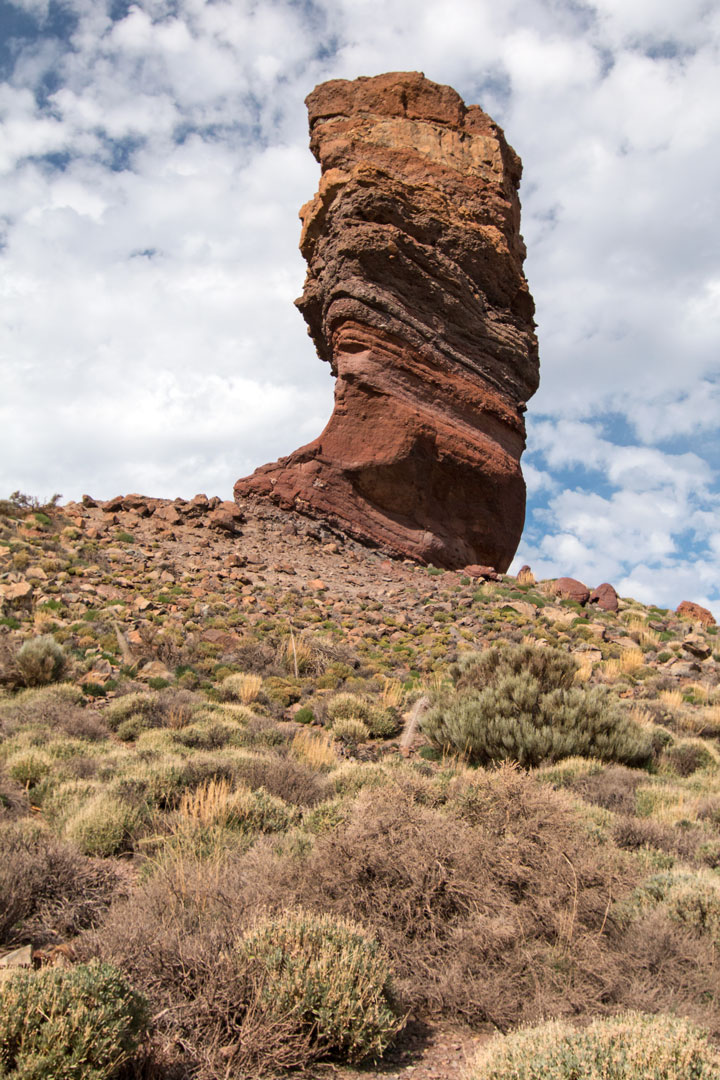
1 490 720 1079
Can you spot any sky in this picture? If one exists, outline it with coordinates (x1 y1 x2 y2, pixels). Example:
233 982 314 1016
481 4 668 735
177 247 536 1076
0 0 719 616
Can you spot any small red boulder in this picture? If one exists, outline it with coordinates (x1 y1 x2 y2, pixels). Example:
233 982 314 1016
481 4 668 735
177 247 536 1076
589 583 618 612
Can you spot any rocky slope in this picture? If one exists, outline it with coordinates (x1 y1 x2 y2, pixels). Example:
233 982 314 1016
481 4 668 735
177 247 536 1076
2 492 720 1079
235 72 539 572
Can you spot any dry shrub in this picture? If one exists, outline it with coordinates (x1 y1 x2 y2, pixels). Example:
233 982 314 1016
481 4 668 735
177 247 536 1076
610 908 720 1031
567 765 644 814
82 853 305 1075
232 751 331 807
661 739 720 777
0 767 30 819
0 683 106 742
87 767 720 1073
612 815 701 862
290 767 639 1028
0 825 126 947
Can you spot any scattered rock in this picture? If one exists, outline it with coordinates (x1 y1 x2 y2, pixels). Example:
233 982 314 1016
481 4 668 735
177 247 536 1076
682 634 712 660
677 600 716 627
465 565 501 581
102 496 124 513
138 661 172 682
589 583 619 612
207 509 242 534
154 504 182 526
0 580 33 606
0 944 33 972
235 71 538 571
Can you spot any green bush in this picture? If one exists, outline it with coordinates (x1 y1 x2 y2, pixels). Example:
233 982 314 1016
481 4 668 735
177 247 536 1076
468 1011 720 1079
0 960 148 1079
16 635 67 687
422 644 654 768
235 909 401 1063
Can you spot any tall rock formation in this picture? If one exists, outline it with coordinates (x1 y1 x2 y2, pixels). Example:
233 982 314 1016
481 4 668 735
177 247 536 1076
234 72 539 570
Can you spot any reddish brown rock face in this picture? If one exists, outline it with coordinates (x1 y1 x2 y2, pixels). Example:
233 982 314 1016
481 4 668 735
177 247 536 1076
234 71 539 570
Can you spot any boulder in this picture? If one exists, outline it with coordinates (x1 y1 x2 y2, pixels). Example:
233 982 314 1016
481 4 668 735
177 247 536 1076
554 577 590 605
235 71 538 571
465 564 502 581
676 601 716 627
682 634 712 660
589 583 619 612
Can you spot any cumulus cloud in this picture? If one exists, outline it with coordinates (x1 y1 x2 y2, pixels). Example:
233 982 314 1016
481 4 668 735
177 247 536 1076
0 0 718 614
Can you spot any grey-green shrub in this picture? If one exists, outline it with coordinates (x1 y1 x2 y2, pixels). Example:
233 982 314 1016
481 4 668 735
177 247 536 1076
454 643 578 694
64 793 141 856
16 635 66 687
0 960 148 1079
331 717 370 744
468 1012 720 1080
235 909 401 1062
105 692 161 731
326 692 372 724
422 644 654 768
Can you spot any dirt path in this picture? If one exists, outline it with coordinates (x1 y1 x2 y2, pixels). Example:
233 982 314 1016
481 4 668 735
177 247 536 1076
317 1020 492 1080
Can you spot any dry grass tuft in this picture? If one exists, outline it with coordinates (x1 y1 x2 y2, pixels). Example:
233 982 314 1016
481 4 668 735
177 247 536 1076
660 689 684 709
290 730 337 771
221 672 263 705
381 678 404 709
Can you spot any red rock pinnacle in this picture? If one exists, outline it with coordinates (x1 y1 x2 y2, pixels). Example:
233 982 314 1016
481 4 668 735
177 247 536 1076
235 72 539 570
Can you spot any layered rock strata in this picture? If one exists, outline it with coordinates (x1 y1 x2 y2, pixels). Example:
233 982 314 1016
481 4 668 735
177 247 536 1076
235 71 539 570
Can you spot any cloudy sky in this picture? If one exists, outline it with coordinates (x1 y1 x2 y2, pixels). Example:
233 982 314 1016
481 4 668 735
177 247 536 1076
1 0 719 615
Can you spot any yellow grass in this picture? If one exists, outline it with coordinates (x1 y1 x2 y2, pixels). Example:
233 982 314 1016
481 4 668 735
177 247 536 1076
660 689 684 709
222 672 263 704
381 678 404 709
291 729 337 770
628 705 653 727
626 617 661 648
603 649 644 679
574 657 595 684
686 682 710 704
179 778 235 828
